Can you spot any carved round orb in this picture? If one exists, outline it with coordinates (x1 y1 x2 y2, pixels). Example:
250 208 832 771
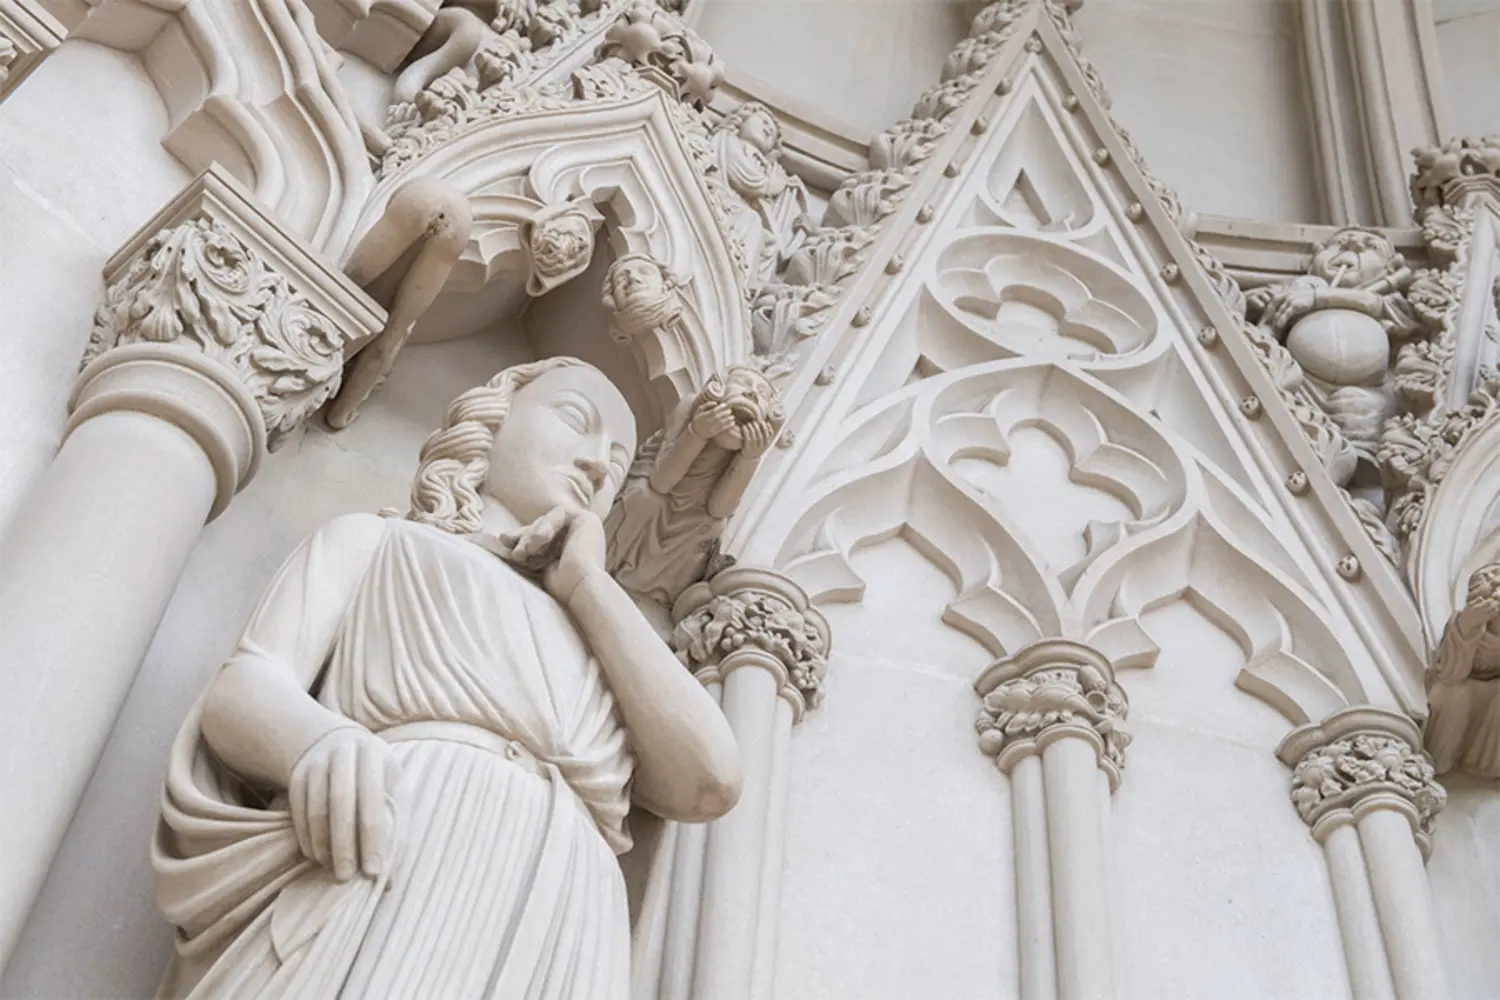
1286 308 1389 385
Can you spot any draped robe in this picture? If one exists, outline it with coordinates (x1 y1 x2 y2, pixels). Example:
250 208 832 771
153 514 635 999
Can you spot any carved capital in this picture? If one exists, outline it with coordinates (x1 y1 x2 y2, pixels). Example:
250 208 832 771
0 0 64 103
1278 707 1445 857
671 566 830 720
78 165 384 516
1411 137 1500 214
974 639 1131 789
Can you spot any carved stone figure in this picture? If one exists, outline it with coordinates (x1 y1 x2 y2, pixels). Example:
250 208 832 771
1426 563 1500 776
1246 227 1421 464
153 357 741 999
327 176 473 430
523 197 605 296
600 251 685 346
707 102 809 283
606 366 784 605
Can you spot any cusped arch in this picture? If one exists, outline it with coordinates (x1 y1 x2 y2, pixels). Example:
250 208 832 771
355 88 752 417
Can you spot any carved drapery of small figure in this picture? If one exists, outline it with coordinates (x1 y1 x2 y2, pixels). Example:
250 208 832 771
607 365 784 607
1426 563 1500 777
707 102 811 286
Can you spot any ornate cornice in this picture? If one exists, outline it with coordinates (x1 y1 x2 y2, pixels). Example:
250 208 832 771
77 166 384 516
672 565 830 719
1277 706 1444 857
974 640 1131 789
0 0 64 103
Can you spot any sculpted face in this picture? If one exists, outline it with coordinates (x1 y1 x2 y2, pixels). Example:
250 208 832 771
1312 229 1397 288
611 256 667 310
484 365 636 523
532 214 595 278
707 366 780 450
740 109 780 154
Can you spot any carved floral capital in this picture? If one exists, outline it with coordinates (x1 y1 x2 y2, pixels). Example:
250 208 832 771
77 166 384 513
1278 707 1444 857
974 639 1131 788
672 566 830 719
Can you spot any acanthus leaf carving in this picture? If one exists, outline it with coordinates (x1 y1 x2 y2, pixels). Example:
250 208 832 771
86 218 355 450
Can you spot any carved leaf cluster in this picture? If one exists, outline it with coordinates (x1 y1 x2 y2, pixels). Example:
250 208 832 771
86 219 349 450
975 663 1131 772
1290 733 1445 835
673 590 829 706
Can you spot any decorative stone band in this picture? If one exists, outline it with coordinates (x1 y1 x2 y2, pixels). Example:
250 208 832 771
671 565 830 721
76 165 385 518
1411 137 1500 214
1277 706 1446 859
974 639 1131 790
0 0 64 103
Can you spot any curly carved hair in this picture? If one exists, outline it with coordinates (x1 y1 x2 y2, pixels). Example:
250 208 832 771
712 101 781 147
406 356 594 534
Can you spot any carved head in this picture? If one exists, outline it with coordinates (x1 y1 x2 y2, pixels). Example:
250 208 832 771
407 357 635 532
1310 228 1403 289
1467 563 1500 605
524 199 605 296
698 365 784 449
601 252 683 344
715 103 781 156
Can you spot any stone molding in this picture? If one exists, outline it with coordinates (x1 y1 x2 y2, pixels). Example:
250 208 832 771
974 640 1131 789
1278 706 1444 857
78 165 385 517
0 0 64 103
671 565 830 719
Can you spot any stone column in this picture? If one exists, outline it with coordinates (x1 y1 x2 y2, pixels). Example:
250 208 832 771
974 639 1130 1000
1278 707 1449 1000
0 164 383 964
1298 0 1445 225
0 0 64 104
661 566 829 1000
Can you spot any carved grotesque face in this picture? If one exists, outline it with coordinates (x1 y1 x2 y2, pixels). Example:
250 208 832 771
705 366 780 450
531 214 596 278
740 109 780 155
611 256 667 310
1312 229 1398 288
484 365 636 523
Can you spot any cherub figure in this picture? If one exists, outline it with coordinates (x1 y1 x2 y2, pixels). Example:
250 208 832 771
1246 227 1421 463
708 102 809 282
1426 563 1500 775
606 366 784 605
601 252 685 346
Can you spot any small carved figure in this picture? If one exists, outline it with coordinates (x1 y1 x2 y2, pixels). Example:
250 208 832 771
326 176 473 430
1246 227 1421 463
601 252 685 346
606 366 784 605
154 357 741 998
1426 563 1500 776
708 102 810 283
523 197 605 296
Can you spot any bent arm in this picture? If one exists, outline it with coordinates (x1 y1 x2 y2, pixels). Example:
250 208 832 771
706 451 760 519
567 570 743 823
200 514 386 790
648 428 710 496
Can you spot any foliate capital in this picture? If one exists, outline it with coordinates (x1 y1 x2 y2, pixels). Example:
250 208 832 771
1411 136 1500 215
82 165 384 449
671 566 830 719
1278 707 1445 856
974 639 1131 788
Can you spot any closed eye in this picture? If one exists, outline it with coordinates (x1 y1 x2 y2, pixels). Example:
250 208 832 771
556 400 591 433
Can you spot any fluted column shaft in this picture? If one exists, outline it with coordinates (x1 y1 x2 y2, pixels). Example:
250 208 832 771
0 165 381 966
1279 707 1449 1000
653 566 828 1000
975 639 1130 1000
